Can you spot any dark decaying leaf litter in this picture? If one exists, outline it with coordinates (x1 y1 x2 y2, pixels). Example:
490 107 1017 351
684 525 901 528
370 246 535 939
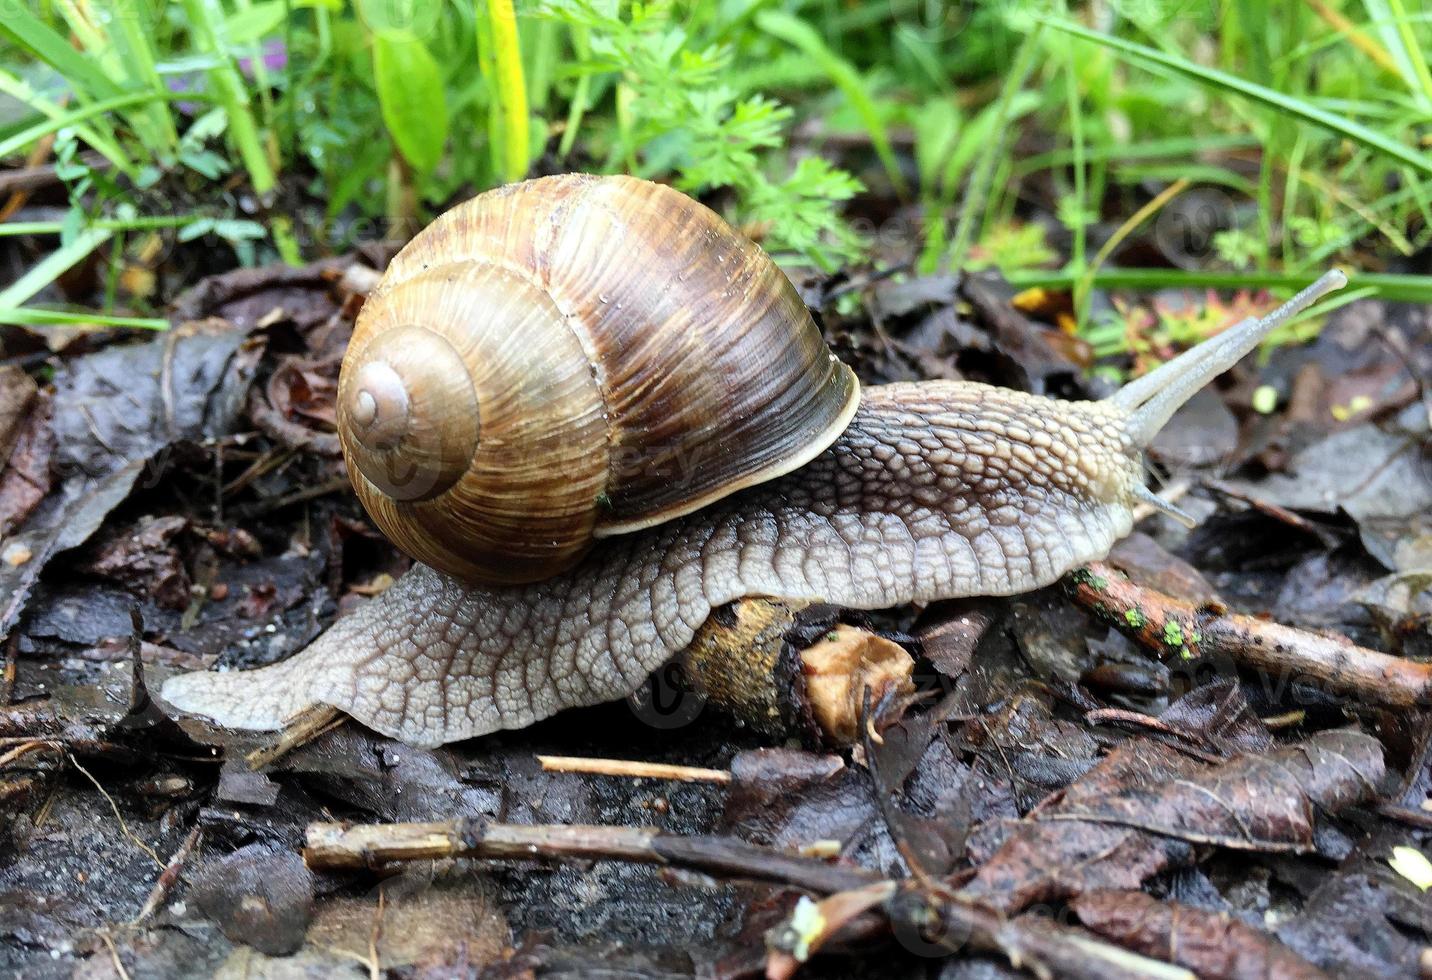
1 252 1430 980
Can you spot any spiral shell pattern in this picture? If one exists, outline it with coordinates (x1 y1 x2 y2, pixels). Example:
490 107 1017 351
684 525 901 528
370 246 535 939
340 174 859 583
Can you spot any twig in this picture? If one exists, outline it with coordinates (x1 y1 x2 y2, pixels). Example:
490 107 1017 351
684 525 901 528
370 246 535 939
304 819 877 895
1066 562 1432 709
1203 480 1340 545
97 930 132 980
68 753 164 869
367 887 385 980
245 703 344 770
246 386 342 458
132 826 202 924
220 444 296 499
924 890 1197 980
535 755 731 784
1376 803 1432 830
301 816 1194 979
0 739 57 768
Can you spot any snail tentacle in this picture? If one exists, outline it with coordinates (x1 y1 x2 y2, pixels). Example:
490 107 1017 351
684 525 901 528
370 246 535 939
1112 269 1347 444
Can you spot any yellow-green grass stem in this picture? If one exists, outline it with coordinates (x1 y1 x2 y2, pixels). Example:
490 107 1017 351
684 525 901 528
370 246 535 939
485 0 531 183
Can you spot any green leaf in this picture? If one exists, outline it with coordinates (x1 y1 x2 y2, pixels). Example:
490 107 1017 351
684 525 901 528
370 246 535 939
372 29 450 176
212 219 268 241
179 218 216 242
179 0 278 196
0 72 143 176
912 98 961 196
0 309 168 330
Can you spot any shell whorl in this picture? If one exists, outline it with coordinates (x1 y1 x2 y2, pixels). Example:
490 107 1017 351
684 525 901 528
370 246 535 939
341 324 480 502
338 174 860 584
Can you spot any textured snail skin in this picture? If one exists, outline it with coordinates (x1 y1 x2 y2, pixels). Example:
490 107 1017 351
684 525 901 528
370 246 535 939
161 384 1136 746
160 273 1347 747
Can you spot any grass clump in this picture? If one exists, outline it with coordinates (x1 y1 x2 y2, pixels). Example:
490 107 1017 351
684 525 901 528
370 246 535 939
0 0 1430 334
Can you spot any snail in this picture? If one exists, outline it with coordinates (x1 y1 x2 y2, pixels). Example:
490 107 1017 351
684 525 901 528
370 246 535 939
160 174 1346 748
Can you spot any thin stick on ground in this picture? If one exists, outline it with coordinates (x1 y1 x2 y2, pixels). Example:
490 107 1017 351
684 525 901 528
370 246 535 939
305 818 1192 979
304 818 877 895
132 826 202 924
536 755 732 783
245 703 344 770
367 887 385 980
97 930 132 980
68 753 163 869
0 738 57 768
1066 561 1432 709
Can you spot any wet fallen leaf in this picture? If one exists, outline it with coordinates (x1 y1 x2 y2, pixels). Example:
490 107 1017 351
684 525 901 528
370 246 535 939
0 365 37 464
51 318 262 482
964 730 1384 912
0 388 53 535
77 515 191 610
1071 889 1331 980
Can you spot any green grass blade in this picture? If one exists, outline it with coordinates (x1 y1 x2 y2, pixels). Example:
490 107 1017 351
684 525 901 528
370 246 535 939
1063 44 1087 275
0 308 169 330
1386 0 1432 104
372 30 450 176
1016 134 1262 174
179 0 277 194
755 10 909 197
0 70 138 177
1113 163 1258 196
0 215 200 236
0 5 124 101
485 0 531 182
0 227 112 309
0 89 191 161
1361 0 1432 105
945 27 1042 272
108 10 181 155
557 24 591 161
1043 18 1432 177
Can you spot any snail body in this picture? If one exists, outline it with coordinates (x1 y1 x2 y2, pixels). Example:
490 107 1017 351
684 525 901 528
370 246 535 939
160 175 1345 747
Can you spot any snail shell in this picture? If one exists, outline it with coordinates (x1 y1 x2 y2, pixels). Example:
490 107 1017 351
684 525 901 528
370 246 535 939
339 174 859 584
